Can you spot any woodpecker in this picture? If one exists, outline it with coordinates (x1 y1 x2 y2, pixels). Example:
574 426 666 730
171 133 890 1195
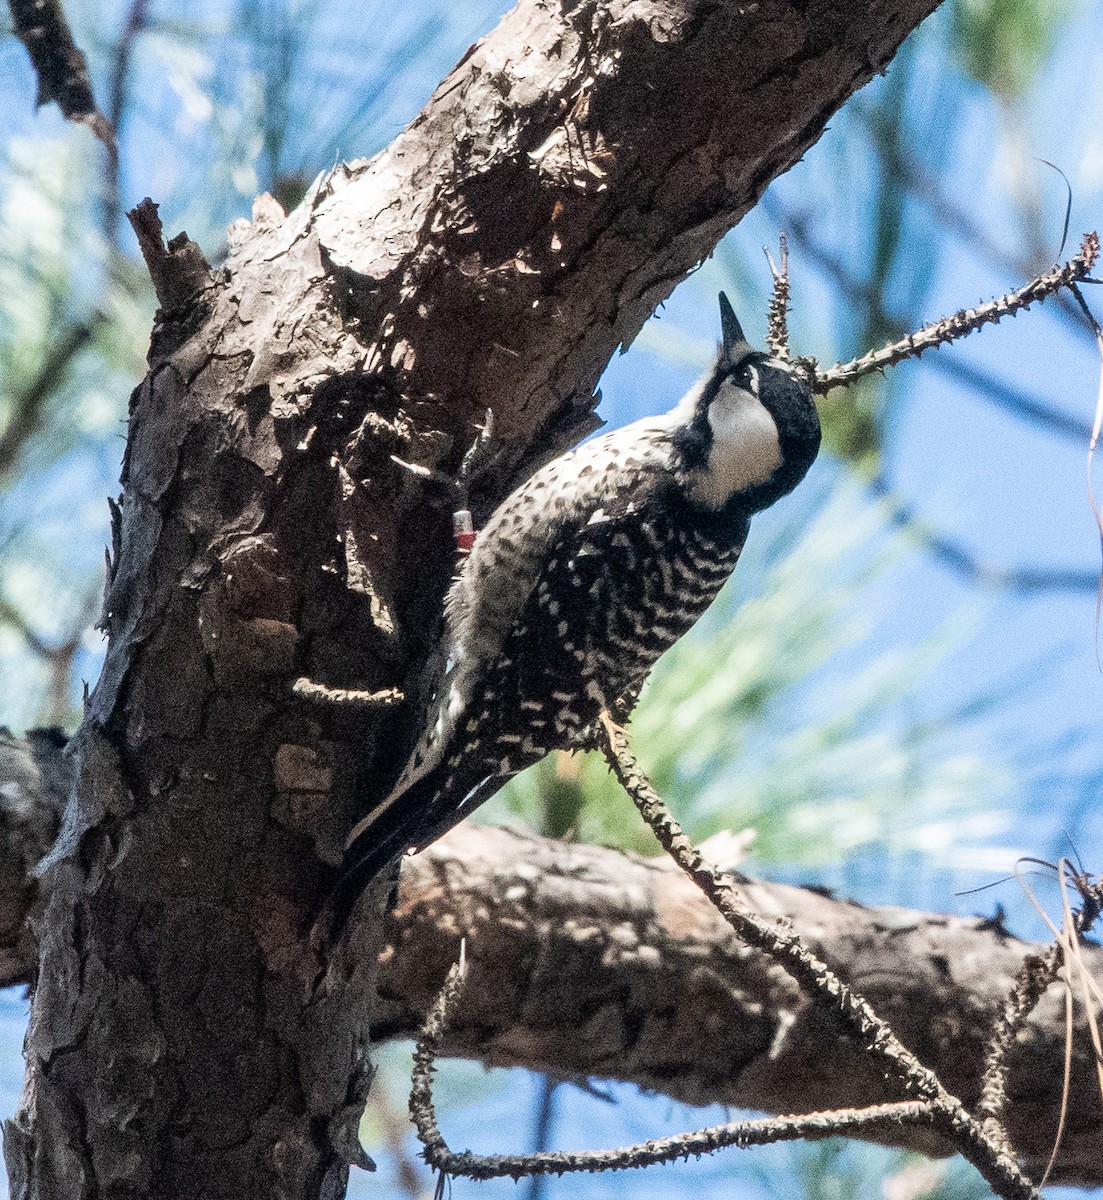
331 294 820 929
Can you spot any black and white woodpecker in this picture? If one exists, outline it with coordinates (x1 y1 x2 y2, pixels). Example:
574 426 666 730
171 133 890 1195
331 294 820 929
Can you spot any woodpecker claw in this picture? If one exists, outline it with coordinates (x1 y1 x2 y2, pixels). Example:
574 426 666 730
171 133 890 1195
459 408 495 486
391 412 497 562
391 410 497 507
388 408 492 492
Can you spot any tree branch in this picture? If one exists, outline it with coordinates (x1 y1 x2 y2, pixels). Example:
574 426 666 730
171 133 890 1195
0 734 1098 1184
814 233 1098 392
411 964 937 1182
770 196 1095 446
0 318 99 486
377 824 1103 1189
7 0 114 147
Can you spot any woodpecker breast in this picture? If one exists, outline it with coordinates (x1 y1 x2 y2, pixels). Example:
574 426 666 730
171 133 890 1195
337 294 820 911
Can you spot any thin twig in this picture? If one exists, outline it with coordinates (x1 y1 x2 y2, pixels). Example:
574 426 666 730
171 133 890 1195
596 713 1039 1200
598 716 935 1092
977 948 1061 1151
815 233 1099 392
409 960 935 1180
763 234 791 360
774 200 1094 445
0 318 100 481
400 722 1047 1197
1007 860 1103 1189
0 593 53 661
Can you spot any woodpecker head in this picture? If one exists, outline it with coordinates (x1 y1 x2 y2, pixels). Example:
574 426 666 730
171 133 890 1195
671 293 820 513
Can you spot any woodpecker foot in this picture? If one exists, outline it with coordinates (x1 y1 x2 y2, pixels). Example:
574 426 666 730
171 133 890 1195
390 408 495 507
458 407 495 488
391 409 495 561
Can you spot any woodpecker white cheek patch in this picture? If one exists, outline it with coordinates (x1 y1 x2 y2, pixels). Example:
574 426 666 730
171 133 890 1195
695 389 782 507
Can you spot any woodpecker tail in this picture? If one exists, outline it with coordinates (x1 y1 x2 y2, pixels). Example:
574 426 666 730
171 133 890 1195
323 757 506 939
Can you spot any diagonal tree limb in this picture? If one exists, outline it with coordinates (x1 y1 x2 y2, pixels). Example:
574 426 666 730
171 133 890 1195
814 233 1099 392
596 714 1037 1200
7 0 114 148
770 197 1095 445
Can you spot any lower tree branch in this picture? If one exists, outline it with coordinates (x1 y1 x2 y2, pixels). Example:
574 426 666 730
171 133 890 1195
377 824 1103 1189
0 731 1098 1185
410 962 938 1181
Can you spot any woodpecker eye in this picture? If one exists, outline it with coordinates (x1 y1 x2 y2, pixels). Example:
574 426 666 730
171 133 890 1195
734 363 759 394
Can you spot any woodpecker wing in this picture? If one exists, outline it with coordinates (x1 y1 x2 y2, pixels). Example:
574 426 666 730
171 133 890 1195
379 416 685 803
341 449 749 864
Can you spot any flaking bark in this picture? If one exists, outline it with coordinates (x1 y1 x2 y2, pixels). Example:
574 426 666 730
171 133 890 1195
5 1 945 1196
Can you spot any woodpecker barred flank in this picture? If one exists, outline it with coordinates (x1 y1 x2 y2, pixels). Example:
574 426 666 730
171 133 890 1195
330 294 820 932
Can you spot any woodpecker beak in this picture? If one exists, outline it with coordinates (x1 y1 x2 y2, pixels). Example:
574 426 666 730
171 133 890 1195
718 292 753 366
